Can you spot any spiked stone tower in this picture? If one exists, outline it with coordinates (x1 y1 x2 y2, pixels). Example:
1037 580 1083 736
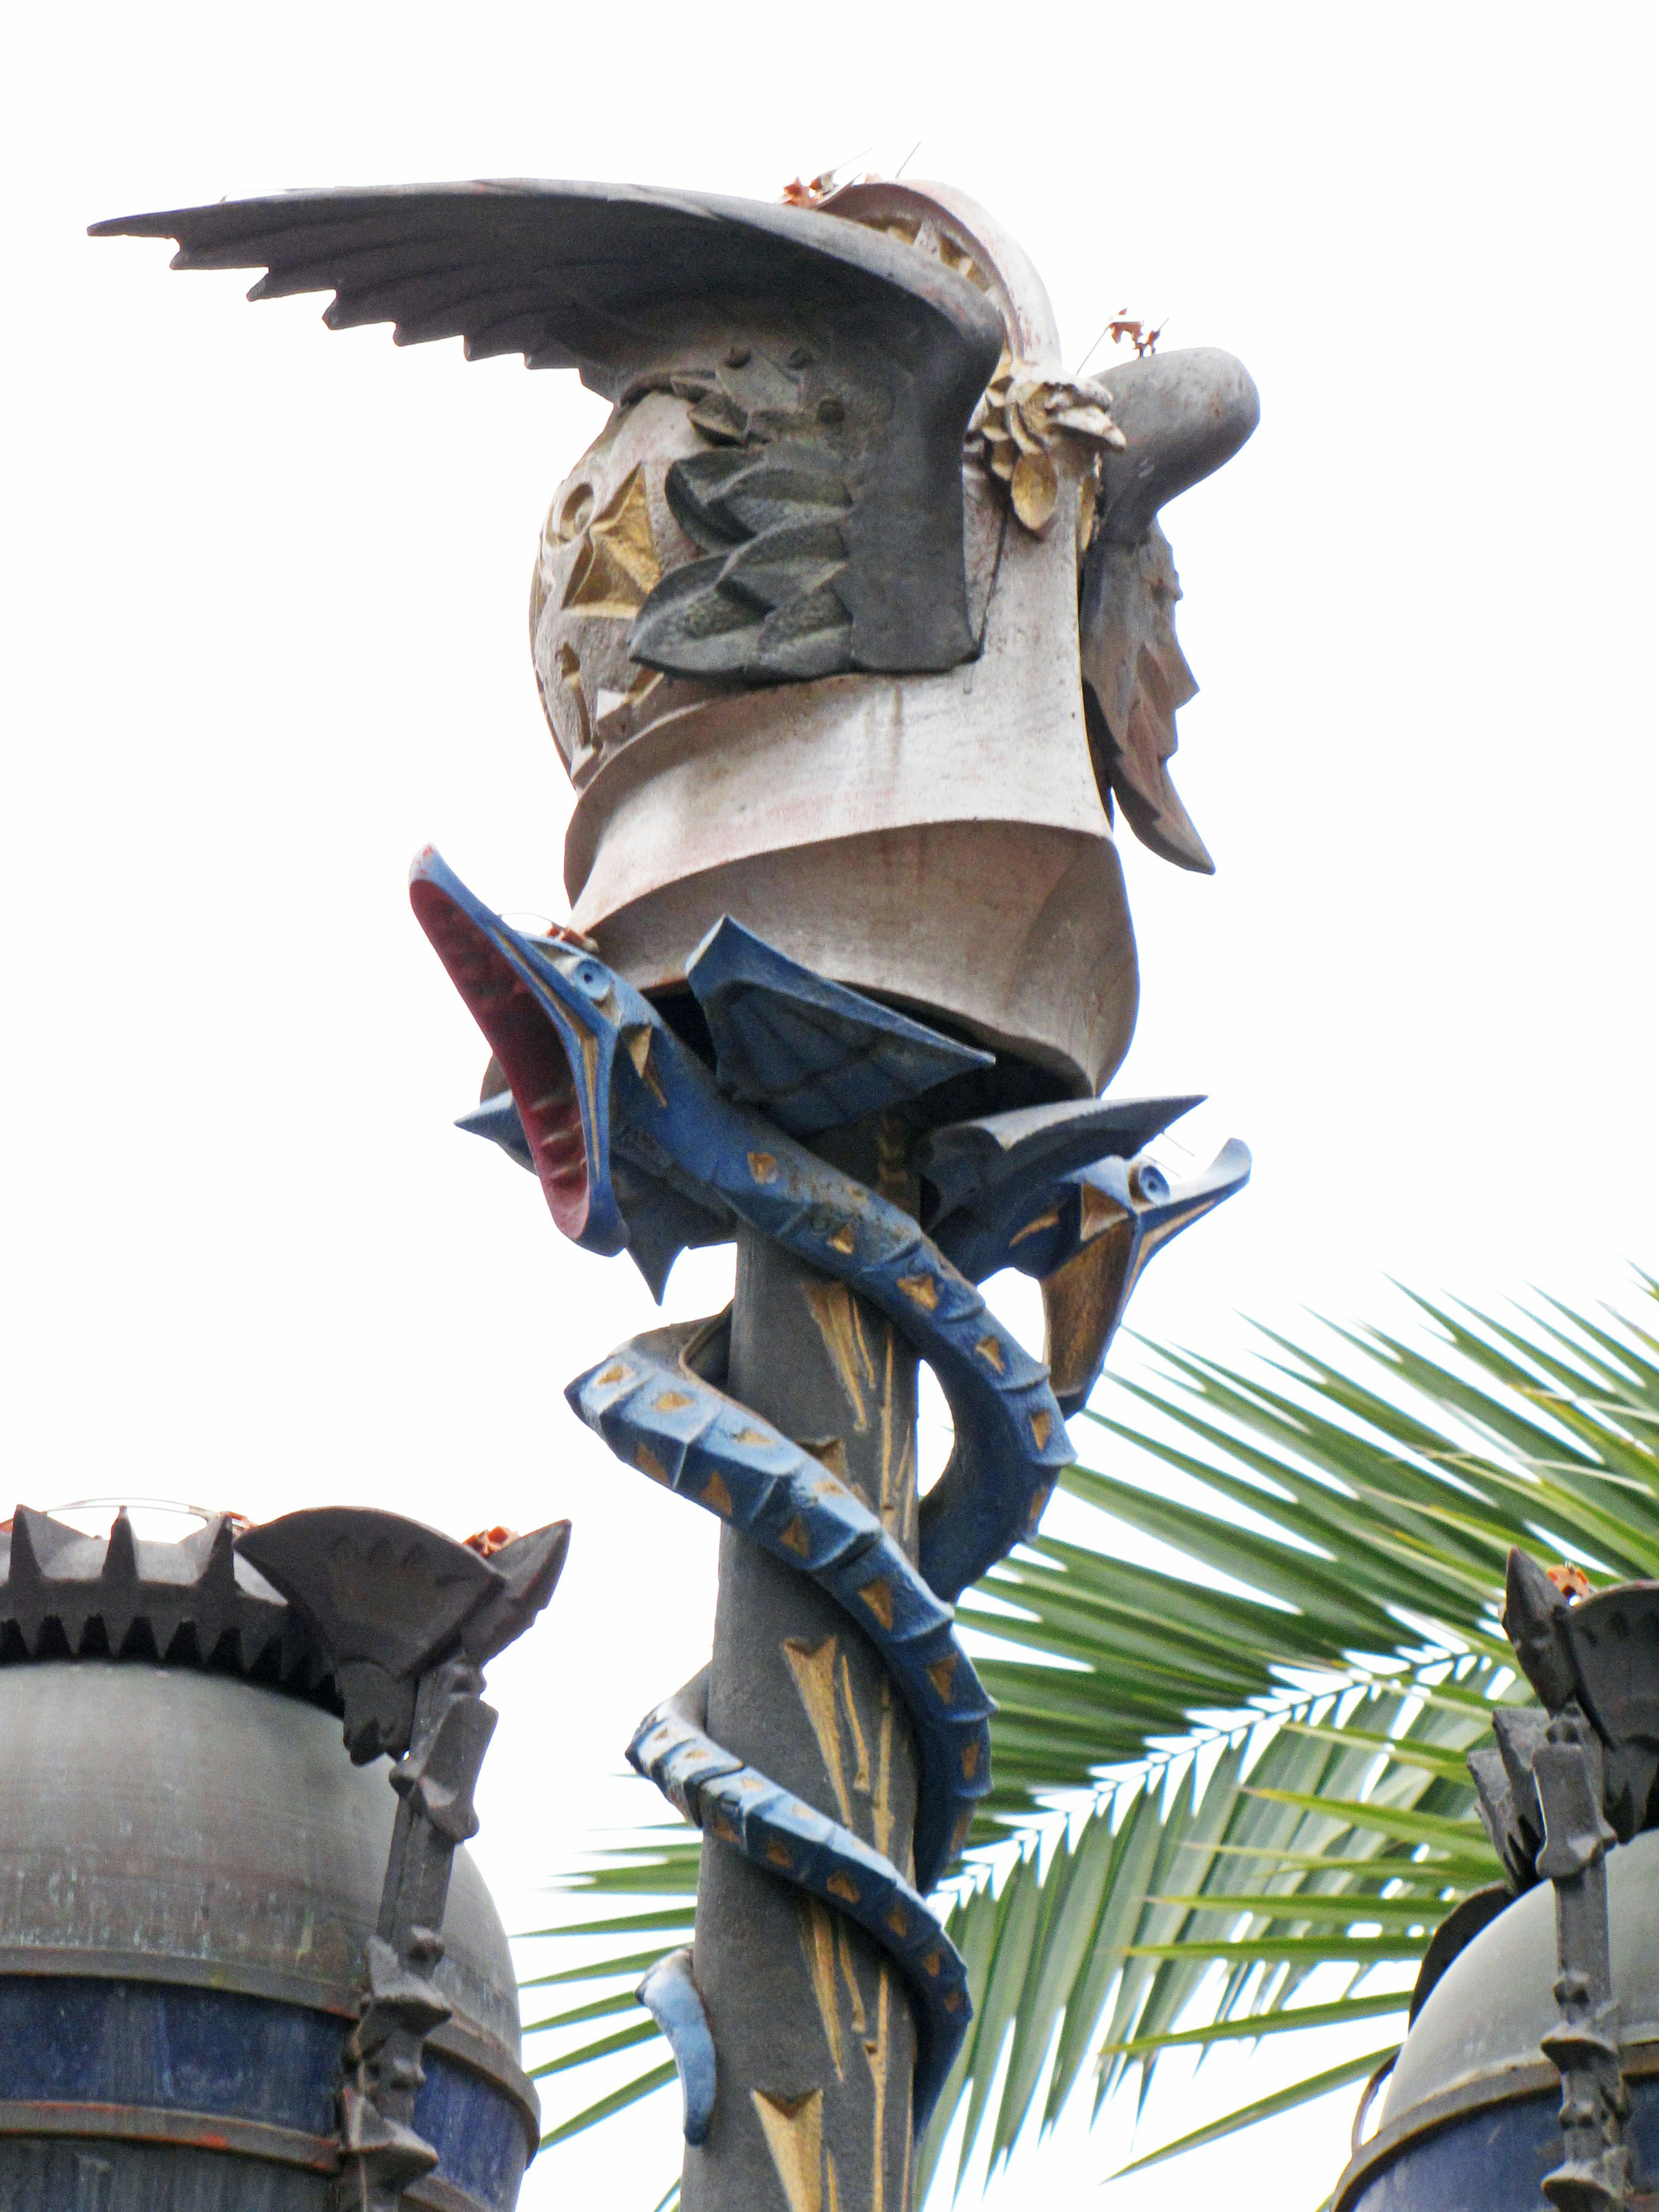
0 1501 566 2210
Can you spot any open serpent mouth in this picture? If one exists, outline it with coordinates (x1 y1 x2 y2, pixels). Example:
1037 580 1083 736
410 852 596 1243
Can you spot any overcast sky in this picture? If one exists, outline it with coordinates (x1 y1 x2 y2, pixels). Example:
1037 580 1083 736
6 4 1656 2206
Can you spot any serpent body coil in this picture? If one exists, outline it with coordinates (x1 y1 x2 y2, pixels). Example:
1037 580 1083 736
411 848 1249 2141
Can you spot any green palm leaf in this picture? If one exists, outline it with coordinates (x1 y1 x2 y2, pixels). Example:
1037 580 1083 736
517 1271 1657 2204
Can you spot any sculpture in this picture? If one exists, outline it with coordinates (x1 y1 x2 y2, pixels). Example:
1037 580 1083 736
1332 1552 1659 2210
0 1501 565 2210
96 173 1259 2212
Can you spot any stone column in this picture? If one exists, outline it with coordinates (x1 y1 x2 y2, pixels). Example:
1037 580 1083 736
682 1177 922 2212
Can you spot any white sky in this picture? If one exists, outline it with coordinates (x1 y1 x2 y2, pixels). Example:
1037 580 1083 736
6 3 1656 2206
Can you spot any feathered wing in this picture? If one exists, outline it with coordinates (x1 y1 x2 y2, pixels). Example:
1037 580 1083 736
91 182 1007 679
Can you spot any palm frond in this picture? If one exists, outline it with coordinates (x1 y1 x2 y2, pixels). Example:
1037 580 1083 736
518 1273 1658 2204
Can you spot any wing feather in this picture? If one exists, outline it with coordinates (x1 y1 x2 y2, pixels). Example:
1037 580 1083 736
92 181 999 393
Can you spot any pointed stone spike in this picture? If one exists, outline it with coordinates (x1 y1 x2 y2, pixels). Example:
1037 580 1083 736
179 1516 243 1650
463 1520 571 1665
177 1513 225 1581
103 1508 140 1586
5 1509 43 1593
196 1516 240 1596
1503 1548 1580 1712
6 1506 83 1589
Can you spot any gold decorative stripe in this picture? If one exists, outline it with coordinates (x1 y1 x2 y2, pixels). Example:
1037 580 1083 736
801 1281 874 1430
784 1636 853 1827
839 1650 872 1794
796 1895 844 2076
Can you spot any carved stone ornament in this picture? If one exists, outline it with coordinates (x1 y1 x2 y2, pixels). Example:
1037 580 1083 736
0 1503 558 2211
240 1507 570 2211
92 177 1258 1098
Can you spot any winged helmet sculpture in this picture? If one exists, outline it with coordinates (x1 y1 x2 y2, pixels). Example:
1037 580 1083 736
95 176 1257 1095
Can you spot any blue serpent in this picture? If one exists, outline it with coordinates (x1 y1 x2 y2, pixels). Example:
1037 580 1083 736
410 847 1248 2139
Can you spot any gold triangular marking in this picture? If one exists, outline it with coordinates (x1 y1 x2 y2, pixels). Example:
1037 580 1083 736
781 1514 810 1557
1078 1182 1129 1240
857 1576 894 1631
751 2087 823 2212
783 1636 852 1824
559 465 661 617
